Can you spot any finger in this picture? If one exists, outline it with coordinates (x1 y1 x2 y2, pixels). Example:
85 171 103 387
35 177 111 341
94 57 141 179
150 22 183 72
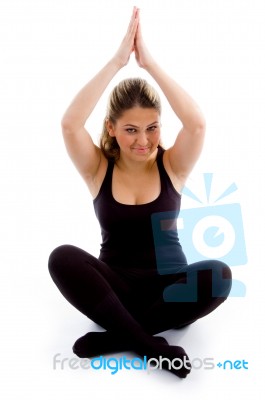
127 7 139 35
126 7 137 31
135 21 142 42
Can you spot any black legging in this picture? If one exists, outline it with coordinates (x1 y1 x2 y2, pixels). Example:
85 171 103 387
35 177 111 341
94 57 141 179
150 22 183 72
48 244 232 335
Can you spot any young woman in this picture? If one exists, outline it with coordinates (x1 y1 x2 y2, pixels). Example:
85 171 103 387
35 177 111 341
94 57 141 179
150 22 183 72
48 7 232 378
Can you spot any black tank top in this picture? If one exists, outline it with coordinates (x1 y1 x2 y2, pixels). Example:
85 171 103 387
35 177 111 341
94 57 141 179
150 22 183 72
93 146 187 275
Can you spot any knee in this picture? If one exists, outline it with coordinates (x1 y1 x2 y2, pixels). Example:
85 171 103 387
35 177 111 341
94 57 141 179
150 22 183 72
48 244 74 278
211 260 232 298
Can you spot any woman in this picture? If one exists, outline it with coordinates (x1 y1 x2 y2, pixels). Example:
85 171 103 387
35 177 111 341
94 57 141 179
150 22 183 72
48 7 232 378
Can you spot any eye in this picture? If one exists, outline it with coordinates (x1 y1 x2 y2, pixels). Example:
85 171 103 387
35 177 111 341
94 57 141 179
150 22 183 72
147 125 158 132
126 128 137 134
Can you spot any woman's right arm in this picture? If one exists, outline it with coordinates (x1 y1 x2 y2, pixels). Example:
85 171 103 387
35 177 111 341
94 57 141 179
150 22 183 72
61 60 121 183
61 7 139 185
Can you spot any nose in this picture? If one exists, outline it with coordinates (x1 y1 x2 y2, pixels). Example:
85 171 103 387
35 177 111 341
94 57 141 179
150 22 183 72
136 130 149 147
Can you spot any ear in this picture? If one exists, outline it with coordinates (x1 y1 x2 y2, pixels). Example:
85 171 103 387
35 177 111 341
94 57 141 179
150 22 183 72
106 119 116 137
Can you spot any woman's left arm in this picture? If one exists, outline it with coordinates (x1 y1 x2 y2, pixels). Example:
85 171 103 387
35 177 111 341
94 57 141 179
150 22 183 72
148 63 206 185
135 16 206 187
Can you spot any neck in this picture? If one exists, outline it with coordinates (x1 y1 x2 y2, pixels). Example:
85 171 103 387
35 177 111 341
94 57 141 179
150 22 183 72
116 149 158 174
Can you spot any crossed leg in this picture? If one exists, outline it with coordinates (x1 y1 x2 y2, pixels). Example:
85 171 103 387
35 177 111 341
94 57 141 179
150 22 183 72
48 245 232 378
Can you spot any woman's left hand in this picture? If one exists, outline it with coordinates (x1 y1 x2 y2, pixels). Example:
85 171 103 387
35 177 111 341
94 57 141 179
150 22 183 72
112 6 140 68
134 11 155 69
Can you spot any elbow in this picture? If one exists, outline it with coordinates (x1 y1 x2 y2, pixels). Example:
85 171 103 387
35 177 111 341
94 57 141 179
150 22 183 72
61 116 76 136
197 121 206 137
184 108 206 136
193 116 206 136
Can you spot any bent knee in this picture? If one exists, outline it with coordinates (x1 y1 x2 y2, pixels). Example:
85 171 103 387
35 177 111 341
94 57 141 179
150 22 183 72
48 244 75 277
211 261 232 298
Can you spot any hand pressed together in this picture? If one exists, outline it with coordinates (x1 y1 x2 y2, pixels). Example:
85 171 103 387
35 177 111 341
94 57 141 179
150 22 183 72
112 7 155 70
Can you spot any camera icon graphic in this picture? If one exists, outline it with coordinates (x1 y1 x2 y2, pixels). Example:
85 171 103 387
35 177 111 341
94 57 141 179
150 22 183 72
177 203 247 267
151 173 247 300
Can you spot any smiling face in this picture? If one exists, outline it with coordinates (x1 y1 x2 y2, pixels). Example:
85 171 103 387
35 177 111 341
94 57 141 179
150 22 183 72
107 107 161 162
100 78 162 161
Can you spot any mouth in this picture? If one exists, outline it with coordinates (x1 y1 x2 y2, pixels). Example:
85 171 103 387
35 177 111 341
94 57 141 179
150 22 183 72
131 147 151 153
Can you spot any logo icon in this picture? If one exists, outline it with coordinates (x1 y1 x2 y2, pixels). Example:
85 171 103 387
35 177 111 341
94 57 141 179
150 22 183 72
152 173 247 300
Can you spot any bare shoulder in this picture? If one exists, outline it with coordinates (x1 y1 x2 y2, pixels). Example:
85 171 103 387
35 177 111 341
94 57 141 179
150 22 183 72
162 149 186 194
85 152 109 199
62 124 109 198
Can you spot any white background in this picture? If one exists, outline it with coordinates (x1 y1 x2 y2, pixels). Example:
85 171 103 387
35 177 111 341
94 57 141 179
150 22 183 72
1 0 264 398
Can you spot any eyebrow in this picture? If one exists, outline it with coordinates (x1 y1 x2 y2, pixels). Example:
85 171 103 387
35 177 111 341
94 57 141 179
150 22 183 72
122 121 159 128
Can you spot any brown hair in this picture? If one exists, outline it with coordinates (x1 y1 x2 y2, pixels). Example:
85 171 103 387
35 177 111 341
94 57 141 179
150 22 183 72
100 78 161 161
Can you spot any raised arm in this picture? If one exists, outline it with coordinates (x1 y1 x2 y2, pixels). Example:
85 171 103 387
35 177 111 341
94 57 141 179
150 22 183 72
135 15 206 188
61 7 139 188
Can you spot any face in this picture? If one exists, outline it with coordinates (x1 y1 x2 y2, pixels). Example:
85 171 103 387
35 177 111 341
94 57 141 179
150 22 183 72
107 107 161 162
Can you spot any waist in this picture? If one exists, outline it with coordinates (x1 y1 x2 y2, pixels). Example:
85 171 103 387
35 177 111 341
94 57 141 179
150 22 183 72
99 248 156 270
99 243 188 273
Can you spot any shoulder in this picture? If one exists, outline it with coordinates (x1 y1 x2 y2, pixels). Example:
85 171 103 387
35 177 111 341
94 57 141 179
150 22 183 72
161 148 185 194
86 152 109 199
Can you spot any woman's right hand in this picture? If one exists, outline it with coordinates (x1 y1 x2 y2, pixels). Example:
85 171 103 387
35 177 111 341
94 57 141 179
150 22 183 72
112 6 139 68
61 7 140 196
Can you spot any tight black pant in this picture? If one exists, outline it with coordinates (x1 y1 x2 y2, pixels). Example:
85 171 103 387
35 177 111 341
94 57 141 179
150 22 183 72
48 245 232 378
48 244 232 334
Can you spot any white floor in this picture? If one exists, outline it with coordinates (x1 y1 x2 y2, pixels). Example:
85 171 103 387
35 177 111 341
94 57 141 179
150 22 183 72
1 254 261 400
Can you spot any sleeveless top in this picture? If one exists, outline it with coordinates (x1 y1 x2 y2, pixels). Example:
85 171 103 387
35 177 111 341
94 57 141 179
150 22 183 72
93 146 188 276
